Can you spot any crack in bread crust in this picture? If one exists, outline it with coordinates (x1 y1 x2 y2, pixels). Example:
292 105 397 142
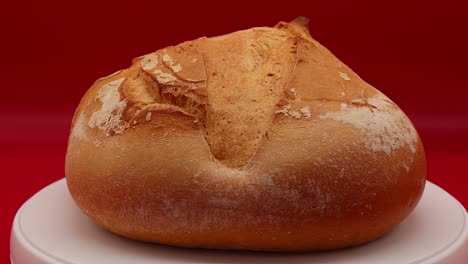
110 28 303 168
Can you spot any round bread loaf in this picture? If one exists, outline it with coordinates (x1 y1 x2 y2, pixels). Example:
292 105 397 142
65 17 426 251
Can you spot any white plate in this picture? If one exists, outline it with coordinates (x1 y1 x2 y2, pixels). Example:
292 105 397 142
10 179 468 264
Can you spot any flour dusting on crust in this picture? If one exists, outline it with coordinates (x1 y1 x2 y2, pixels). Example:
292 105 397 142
71 113 87 140
300 107 311 119
153 70 178 84
321 95 417 155
145 112 152 121
162 53 183 73
140 54 159 70
88 77 128 135
339 72 351 81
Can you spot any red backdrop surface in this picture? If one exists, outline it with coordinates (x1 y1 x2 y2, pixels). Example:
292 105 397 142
2 0 467 262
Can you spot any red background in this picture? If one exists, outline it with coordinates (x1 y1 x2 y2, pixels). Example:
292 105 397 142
2 0 467 262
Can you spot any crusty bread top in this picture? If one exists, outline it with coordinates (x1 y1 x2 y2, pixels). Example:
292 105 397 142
71 17 418 168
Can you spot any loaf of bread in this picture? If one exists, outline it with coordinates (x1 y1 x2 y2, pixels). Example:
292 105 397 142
65 17 426 251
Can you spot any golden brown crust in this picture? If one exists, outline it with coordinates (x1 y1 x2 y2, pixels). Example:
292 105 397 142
65 18 426 251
